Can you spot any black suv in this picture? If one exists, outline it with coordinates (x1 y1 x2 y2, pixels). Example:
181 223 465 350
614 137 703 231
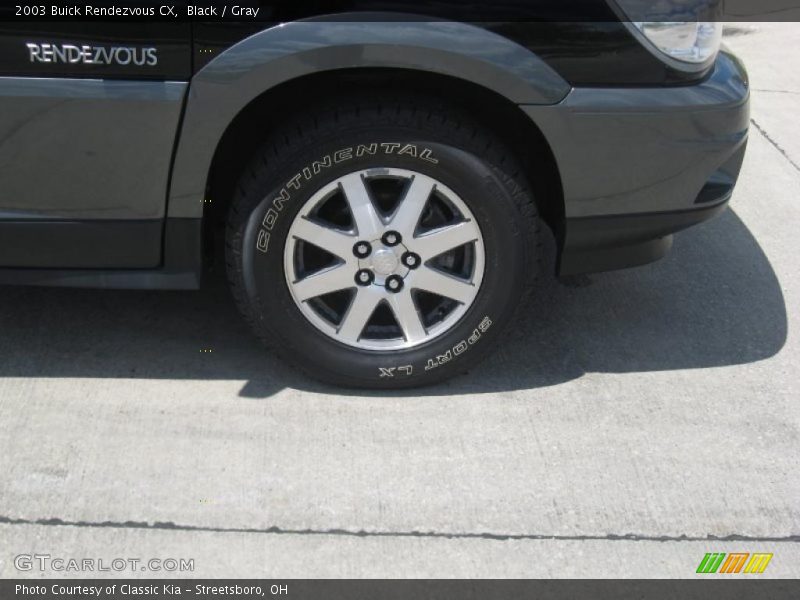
0 2 749 387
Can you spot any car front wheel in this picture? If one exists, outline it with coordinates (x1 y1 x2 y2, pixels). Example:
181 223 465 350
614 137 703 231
226 96 541 388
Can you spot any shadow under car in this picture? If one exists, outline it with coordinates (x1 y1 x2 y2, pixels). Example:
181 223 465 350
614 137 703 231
0 209 787 398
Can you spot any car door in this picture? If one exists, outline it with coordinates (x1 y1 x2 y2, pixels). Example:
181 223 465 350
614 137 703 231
0 22 191 268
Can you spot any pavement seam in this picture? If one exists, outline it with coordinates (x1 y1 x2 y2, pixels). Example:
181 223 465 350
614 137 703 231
751 88 800 95
751 118 800 174
1 515 798 543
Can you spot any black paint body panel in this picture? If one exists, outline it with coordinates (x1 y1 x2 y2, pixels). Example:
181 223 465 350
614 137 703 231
0 78 187 221
0 77 187 268
0 21 190 270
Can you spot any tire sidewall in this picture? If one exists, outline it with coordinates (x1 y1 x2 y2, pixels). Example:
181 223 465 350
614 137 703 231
234 133 527 387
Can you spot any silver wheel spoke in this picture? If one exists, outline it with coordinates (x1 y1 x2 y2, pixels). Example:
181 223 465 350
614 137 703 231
413 220 480 260
412 266 477 305
386 291 427 344
292 265 353 302
291 217 354 260
389 175 435 238
339 173 383 239
285 167 485 351
337 287 382 344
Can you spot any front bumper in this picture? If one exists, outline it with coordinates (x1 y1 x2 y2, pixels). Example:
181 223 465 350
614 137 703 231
522 50 750 275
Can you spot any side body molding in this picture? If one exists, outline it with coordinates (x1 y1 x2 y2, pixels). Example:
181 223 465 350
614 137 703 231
167 19 571 219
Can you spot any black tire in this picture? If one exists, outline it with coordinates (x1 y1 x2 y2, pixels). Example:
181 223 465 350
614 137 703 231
226 95 541 388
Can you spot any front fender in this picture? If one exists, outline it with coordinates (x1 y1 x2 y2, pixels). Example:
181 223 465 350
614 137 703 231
167 18 570 219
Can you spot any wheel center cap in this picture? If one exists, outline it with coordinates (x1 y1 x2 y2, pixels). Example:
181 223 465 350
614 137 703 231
371 248 399 276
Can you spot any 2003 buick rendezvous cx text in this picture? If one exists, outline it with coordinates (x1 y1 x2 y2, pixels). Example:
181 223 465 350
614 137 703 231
0 1 749 387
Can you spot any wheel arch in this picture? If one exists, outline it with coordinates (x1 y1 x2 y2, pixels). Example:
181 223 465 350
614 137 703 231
205 68 564 238
167 19 568 263
168 19 567 211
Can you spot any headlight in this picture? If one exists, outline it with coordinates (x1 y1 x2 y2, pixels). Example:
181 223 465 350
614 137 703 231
614 0 723 70
633 21 723 65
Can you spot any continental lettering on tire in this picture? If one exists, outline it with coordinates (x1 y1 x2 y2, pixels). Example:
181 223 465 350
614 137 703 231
256 143 439 254
423 316 493 372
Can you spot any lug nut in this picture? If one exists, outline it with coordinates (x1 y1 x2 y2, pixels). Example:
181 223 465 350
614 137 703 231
385 275 404 293
355 269 374 287
401 252 421 269
353 241 372 259
382 231 402 247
